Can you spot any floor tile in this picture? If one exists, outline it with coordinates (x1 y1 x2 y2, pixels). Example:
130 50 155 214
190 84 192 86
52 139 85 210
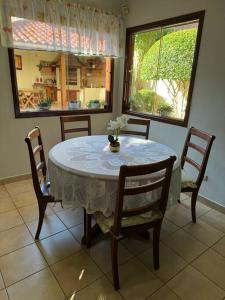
87 237 133 273
12 191 37 208
183 219 224 246
181 197 211 217
121 235 152 256
51 250 102 297
180 193 190 201
163 229 207 263
0 243 47 287
167 265 225 300
146 285 180 300
18 203 54 223
213 236 225 257
7 268 65 300
160 218 179 241
0 273 4 290
37 230 81 265
162 218 180 234
5 180 33 197
49 202 72 213
0 188 9 199
69 224 84 244
74 276 123 300
138 242 187 282
0 225 33 256
27 214 66 240
0 290 8 300
107 257 162 300
0 197 15 214
192 248 225 290
165 204 192 227
0 210 23 232
201 209 225 233
56 208 83 228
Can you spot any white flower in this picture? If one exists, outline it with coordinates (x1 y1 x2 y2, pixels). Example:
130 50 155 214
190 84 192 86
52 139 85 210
117 115 128 128
107 115 128 131
108 120 120 131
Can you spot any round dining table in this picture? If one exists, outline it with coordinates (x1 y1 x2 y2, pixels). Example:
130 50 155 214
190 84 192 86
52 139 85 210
48 135 181 217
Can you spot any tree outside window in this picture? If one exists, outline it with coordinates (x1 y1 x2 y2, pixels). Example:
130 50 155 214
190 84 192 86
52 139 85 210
123 11 205 126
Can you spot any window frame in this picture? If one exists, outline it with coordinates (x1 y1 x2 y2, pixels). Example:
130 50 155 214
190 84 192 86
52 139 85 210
8 48 114 118
122 11 205 127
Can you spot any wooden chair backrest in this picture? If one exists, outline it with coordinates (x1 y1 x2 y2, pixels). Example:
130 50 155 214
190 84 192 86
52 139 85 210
181 127 215 187
25 126 46 198
120 118 150 140
60 115 91 141
113 156 176 235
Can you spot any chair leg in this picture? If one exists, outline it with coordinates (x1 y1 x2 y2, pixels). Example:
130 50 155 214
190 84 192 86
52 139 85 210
111 236 120 290
177 199 181 203
191 191 198 223
82 208 86 245
85 212 92 248
35 202 47 240
153 221 161 270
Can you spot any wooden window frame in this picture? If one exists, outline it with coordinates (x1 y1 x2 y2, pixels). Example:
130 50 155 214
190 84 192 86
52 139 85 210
122 11 205 127
8 49 114 118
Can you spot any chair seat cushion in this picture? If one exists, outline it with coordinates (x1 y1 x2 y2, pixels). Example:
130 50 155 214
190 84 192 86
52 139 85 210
94 210 163 234
181 169 197 189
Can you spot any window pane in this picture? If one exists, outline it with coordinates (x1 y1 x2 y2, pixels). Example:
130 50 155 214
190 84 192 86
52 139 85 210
129 28 162 115
14 49 111 113
124 15 202 125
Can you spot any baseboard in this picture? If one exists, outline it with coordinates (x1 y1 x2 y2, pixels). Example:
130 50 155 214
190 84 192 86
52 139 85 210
0 173 31 185
198 194 225 214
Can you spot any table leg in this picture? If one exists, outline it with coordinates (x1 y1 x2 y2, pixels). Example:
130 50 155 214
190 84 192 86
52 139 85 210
81 224 102 245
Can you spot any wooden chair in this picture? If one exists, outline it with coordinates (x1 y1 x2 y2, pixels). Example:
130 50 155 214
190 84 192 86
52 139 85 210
60 115 91 141
25 127 62 239
180 127 215 222
120 118 150 140
86 156 176 290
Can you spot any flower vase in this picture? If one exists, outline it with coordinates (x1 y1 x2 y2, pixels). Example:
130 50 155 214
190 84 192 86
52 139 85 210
109 142 120 153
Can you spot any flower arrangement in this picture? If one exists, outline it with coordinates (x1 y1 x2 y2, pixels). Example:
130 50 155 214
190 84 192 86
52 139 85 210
108 115 128 152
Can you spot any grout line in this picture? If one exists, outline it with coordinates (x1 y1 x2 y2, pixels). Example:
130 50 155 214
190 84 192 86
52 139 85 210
1 200 67 299
5 266 48 290
2 184 225 298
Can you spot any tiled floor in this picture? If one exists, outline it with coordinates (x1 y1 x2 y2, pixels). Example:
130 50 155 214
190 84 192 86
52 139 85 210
0 179 225 300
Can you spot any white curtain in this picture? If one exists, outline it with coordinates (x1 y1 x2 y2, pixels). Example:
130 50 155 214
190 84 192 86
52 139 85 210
0 0 123 57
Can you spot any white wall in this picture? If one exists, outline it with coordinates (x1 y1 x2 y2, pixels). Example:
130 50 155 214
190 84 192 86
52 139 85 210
118 0 225 206
0 0 121 180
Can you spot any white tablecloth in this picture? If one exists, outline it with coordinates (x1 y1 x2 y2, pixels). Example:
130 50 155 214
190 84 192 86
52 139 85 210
48 135 181 216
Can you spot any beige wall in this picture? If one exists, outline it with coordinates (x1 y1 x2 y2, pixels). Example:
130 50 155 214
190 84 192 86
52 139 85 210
117 0 225 206
15 50 59 90
0 0 121 180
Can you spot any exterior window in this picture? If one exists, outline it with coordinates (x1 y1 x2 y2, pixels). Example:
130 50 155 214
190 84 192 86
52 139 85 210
122 11 205 126
8 18 113 118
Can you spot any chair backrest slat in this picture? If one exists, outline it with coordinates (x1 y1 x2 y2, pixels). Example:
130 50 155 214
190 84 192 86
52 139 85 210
25 126 46 198
184 156 201 171
60 115 91 141
33 145 43 156
64 127 89 134
124 177 165 196
187 142 205 155
122 199 160 217
120 118 150 140
181 127 215 187
112 156 176 235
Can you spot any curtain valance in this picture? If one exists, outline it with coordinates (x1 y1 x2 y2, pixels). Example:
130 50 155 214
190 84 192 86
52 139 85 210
0 0 123 57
